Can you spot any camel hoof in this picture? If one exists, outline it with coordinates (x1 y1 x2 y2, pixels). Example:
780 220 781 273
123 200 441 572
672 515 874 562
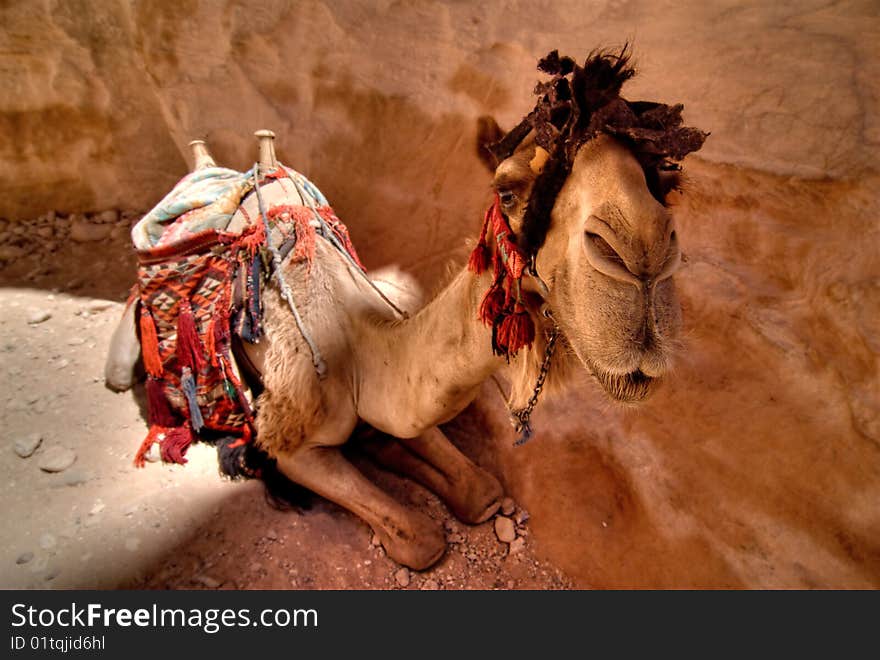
448 467 504 525
375 514 446 571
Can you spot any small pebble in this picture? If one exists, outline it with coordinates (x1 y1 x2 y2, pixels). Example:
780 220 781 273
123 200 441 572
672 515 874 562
501 497 516 516
420 579 439 591
266 529 278 541
509 537 526 555
14 433 42 458
27 310 51 325
38 446 77 473
16 552 34 565
515 509 530 525
194 575 221 589
394 568 410 587
494 516 516 544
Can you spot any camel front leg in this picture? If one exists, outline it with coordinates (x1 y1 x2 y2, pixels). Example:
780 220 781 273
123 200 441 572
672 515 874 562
275 444 446 570
365 427 503 525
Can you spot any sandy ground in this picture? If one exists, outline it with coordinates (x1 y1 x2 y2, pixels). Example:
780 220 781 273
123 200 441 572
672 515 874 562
0 251 571 589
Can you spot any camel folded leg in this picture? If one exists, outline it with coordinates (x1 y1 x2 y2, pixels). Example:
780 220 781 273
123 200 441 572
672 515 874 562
275 444 446 570
364 427 503 525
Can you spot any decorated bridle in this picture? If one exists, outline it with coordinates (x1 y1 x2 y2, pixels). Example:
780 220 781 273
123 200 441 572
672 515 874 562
471 46 708 443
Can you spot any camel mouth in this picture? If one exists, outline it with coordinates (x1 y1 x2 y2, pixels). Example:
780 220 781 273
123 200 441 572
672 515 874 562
593 367 656 403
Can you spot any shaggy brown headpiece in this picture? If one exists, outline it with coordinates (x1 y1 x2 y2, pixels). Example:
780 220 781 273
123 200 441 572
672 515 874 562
488 46 709 260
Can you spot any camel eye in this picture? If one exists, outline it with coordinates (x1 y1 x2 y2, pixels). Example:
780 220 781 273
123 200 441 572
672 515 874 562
498 190 517 208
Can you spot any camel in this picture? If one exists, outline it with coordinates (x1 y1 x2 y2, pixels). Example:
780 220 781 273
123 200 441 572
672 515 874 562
106 49 706 570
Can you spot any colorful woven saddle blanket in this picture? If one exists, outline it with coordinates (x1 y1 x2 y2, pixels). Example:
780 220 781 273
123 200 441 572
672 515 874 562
130 164 363 468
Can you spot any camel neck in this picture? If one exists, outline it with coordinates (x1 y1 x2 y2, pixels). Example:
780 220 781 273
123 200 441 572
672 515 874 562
354 266 503 438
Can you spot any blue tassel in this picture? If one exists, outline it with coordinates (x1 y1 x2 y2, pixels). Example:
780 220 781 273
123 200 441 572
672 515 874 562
181 366 204 431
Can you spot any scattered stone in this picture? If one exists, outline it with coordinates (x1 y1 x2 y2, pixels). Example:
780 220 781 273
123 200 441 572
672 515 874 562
266 529 278 541
509 537 526 555
39 533 56 550
54 358 70 369
249 562 262 573
514 509 530 525
89 500 105 516
123 503 139 516
194 575 222 589
44 567 61 581
501 497 516 516
27 309 51 325
14 433 42 458
36 226 53 239
38 446 76 473
70 219 112 242
420 579 439 591
67 336 87 346
61 470 90 487
394 567 411 587
86 300 114 313
494 516 516 544
370 533 381 547
16 552 34 565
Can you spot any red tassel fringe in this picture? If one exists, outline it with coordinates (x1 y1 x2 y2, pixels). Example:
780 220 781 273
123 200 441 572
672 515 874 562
139 307 164 377
160 424 194 465
146 376 176 427
176 299 204 372
473 193 537 357
497 307 535 354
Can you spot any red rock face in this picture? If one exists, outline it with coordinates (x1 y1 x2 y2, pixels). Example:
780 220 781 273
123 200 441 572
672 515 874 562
0 1 877 588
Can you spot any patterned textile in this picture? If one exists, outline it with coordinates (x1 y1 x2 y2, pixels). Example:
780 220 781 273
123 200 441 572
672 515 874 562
131 167 255 249
131 163 362 468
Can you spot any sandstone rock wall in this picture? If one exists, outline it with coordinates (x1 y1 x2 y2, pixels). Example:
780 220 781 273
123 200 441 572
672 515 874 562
1 0 877 223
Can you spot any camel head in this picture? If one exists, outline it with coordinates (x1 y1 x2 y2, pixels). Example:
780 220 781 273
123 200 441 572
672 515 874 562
476 49 707 403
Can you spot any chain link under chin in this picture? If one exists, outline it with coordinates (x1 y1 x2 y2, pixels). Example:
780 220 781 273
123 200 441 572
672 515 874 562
510 314 558 446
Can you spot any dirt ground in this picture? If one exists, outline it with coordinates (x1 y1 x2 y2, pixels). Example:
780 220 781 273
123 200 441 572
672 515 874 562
0 235 572 590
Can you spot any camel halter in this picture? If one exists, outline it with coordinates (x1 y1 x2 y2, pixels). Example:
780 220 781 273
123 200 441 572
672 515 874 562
509 308 559 446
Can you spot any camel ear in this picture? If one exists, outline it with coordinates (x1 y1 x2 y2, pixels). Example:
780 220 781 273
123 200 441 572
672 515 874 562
476 115 505 172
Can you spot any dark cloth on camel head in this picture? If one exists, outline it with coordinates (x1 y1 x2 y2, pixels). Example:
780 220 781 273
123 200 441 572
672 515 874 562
489 46 709 262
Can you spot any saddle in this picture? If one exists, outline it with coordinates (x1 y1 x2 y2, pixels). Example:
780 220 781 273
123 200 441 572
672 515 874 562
129 148 363 470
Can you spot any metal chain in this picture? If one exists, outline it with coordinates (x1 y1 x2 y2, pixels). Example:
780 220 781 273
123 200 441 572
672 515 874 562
510 314 559 446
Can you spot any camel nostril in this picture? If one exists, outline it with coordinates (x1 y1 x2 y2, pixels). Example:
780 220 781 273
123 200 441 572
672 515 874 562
586 232 626 267
583 231 640 287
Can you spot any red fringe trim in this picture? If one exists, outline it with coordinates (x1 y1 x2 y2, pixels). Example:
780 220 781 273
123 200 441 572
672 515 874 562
176 299 204 372
160 424 194 465
139 307 164 378
497 307 535 354
473 193 537 357
133 426 164 468
146 376 176 427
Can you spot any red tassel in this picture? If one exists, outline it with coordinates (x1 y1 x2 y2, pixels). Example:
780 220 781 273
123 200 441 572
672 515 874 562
478 284 506 325
239 219 266 258
146 376 176 426
139 307 164 377
293 209 316 267
468 242 490 274
176 300 204 372
497 307 535 354
160 424 194 465
133 425 164 468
